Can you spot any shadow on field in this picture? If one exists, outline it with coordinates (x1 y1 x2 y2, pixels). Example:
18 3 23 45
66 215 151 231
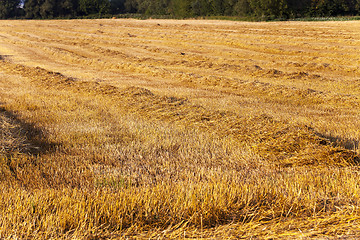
0 55 12 61
0 106 59 156
317 132 359 153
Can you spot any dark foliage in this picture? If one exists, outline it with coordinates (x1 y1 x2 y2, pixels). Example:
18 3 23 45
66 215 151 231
0 0 21 18
1 0 360 19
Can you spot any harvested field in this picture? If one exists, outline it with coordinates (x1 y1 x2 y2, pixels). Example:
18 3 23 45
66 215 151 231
0 19 360 239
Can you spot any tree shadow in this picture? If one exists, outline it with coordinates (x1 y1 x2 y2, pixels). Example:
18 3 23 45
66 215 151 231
317 131 359 152
0 106 59 156
0 55 12 61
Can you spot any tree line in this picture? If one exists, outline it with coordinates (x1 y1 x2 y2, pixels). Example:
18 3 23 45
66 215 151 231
1 0 360 19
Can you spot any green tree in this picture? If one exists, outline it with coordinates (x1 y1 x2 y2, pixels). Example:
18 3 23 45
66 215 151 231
59 0 79 17
209 0 227 15
191 0 212 16
249 0 288 19
39 0 57 18
78 0 110 16
124 0 137 13
110 0 125 14
233 0 251 16
138 0 170 15
24 0 44 18
342 0 359 14
308 0 344 16
169 0 192 17
286 0 311 17
25 0 78 19
223 0 239 15
0 0 20 18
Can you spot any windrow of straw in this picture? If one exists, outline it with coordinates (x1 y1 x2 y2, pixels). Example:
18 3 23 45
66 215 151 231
1 60 358 168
